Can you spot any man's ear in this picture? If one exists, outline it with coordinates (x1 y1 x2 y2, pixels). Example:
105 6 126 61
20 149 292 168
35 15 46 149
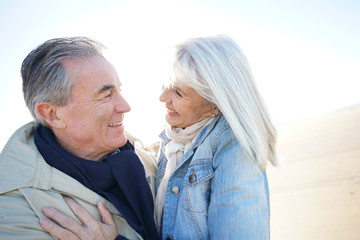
36 103 66 128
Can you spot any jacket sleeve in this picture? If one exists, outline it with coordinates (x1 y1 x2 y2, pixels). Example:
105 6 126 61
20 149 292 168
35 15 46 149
207 129 270 239
0 190 55 240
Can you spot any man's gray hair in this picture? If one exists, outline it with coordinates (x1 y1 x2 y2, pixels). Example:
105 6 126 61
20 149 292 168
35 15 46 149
21 37 105 126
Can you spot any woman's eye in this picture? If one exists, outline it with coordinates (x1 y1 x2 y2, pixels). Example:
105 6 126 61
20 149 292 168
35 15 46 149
174 89 182 97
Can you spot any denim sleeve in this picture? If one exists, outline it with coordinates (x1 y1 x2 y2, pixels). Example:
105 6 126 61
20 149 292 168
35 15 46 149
208 130 270 239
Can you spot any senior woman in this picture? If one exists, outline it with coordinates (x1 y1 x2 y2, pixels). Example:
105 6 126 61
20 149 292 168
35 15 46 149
155 35 278 239
41 35 278 240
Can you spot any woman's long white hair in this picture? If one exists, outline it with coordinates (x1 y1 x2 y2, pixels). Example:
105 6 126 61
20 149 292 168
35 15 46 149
167 35 278 170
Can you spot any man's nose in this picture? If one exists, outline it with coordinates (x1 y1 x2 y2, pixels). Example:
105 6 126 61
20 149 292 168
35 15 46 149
114 94 131 113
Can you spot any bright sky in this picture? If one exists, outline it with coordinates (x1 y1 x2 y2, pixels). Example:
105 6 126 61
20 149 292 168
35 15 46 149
0 0 359 149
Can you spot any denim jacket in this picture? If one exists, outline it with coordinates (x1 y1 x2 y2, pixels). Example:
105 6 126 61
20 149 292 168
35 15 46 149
156 115 270 240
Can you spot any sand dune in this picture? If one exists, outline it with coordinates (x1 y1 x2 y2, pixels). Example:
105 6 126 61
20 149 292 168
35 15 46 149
267 105 360 239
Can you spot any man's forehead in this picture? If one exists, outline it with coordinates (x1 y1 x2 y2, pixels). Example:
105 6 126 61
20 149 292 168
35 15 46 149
61 56 92 68
61 56 110 73
63 57 120 86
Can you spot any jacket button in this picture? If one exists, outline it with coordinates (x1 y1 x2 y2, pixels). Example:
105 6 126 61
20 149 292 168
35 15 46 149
166 236 174 240
171 186 180 194
189 168 196 183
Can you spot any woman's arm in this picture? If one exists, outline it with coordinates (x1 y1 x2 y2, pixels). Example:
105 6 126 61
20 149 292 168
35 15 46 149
40 197 120 240
208 131 270 239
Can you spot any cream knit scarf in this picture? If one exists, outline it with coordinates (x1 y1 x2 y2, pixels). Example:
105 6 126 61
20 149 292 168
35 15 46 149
155 117 213 228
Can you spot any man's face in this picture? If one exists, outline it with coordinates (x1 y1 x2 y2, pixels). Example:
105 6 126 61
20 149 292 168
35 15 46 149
56 56 131 160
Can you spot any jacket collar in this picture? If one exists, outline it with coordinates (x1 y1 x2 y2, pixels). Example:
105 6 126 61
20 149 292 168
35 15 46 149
158 115 223 169
0 122 119 213
190 114 222 150
0 122 49 194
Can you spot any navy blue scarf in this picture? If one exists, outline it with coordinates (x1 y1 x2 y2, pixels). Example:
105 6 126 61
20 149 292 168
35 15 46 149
34 124 159 240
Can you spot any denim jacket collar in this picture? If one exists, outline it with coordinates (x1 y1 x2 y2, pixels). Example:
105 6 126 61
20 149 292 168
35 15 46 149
158 115 223 168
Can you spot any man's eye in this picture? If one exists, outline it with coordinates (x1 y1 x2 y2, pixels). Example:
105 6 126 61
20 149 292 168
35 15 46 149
105 92 112 98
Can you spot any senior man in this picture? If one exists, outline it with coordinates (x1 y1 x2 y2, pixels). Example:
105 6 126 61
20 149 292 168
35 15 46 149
0 37 159 240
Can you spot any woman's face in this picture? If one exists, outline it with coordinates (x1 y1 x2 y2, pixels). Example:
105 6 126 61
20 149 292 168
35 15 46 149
159 81 214 128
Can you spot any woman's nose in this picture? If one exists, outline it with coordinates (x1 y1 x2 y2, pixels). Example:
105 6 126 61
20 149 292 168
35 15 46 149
159 87 169 103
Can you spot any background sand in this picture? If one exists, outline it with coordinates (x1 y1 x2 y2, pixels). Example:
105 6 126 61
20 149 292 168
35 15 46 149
267 105 360 239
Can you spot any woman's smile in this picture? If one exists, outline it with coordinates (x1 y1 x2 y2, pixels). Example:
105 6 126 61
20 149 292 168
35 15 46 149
166 108 179 117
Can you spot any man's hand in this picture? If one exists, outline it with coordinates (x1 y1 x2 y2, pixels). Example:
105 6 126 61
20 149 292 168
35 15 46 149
40 197 118 240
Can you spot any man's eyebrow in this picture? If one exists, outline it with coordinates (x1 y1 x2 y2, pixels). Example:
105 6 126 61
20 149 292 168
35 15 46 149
97 84 115 94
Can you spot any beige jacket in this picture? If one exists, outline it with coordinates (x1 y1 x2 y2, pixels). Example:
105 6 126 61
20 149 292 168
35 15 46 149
0 122 157 240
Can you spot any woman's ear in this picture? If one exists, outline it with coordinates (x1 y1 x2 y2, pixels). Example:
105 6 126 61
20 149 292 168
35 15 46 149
36 103 66 128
